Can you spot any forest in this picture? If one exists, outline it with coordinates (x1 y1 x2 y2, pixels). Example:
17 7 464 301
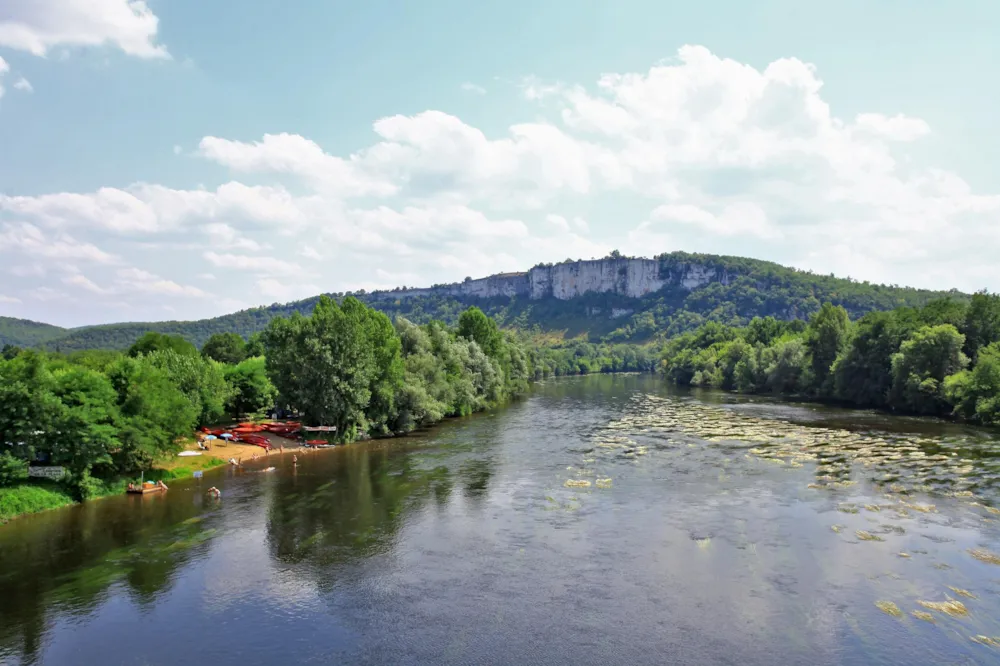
659 292 1000 425
0 299 539 515
0 251 962 352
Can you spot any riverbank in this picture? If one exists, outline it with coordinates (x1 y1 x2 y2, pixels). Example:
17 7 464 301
0 433 312 523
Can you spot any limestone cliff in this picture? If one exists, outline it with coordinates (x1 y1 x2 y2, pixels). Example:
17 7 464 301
369 256 736 302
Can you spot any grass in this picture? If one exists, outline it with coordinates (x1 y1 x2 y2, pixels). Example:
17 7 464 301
0 449 227 523
0 481 75 523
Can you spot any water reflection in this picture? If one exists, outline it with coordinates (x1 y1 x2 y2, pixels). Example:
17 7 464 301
2 375 1000 665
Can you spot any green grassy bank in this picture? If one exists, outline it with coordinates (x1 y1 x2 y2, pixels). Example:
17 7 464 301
0 455 227 524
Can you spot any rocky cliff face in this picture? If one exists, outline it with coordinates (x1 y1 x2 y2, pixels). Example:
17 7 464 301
369 257 737 302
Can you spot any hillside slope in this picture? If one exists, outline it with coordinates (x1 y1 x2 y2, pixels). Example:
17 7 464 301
7 252 966 351
0 317 68 348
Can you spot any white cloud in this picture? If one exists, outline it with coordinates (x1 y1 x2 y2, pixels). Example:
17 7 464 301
0 294 21 304
256 278 321 302
0 55 7 98
0 0 169 59
199 133 396 198
172 144 181 155
115 267 210 298
299 245 322 260
460 82 486 95
63 274 107 293
202 251 300 277
0 222 117 263
6 44 1000 324
13 76 31 92
854 113 930 141
197 272 216 280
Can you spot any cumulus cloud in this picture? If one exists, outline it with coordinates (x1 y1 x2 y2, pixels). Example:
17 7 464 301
6 44 1000 323
0 0 168 58
12 76 31 92
0 222 117 263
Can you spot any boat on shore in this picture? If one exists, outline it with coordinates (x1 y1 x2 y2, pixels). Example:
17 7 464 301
126 482 166 495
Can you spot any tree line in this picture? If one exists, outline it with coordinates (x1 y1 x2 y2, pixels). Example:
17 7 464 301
659 292 1000 424
0 299 533 498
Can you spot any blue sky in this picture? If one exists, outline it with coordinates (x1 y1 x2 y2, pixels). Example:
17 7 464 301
1 0 999 327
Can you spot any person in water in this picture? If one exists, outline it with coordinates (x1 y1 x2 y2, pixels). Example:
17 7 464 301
207 487 221 498
156 480 168 490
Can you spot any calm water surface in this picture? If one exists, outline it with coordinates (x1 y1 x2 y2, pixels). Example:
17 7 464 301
3 375 1000 665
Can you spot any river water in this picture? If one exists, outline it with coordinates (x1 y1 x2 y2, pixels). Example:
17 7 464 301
3 374 1000 665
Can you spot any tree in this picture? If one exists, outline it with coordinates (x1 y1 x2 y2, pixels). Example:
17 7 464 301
945 341 1000 424
245 332 265 358
457 307 503 360
962 291 1000 362
224 357 277 416
765 338 808 394
889 324 968 415
106 355 199 474
262 296 403 438
128 332 198 358
200 332 247 365
805 303 850 395
833 311 912 408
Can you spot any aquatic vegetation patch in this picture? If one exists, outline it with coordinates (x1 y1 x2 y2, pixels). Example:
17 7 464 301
948 587 976 599
911 611 935 622
875 600 902 617
916 598 969 617
856 530 885 542
971 635 1000 648
595 478 612 489
969 549 1000 565
564 479 591 488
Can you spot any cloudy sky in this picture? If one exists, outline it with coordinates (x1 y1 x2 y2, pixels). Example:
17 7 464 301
1 1 998 327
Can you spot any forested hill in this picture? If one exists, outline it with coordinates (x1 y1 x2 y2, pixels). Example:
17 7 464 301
2 252 967 351
0 317 69 348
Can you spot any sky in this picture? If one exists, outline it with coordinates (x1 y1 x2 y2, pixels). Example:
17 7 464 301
1 0 999 328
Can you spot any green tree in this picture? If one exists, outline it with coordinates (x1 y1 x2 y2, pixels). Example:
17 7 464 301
945 341 1000 424
889 324 968 415
457 307 503 360
106 355 199 474
765 338 808 394
961 291 1000 362
263 296 403 438
832 311 912 408
245 332 265 358
128 332 198 358
805 303 850 395
200 332 248 365
224 356 277 416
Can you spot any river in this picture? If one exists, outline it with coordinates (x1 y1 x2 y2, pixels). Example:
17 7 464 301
2 374 1000 665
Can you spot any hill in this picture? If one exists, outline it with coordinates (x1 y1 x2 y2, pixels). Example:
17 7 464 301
0 317 68 348
3 252 967 351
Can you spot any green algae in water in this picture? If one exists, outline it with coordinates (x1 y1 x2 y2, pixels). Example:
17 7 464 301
917 598 969 617
911 611 935 622
969 549 1000 565
948 587 976 599
875 600 903 617
595 478 612 489
856 531 884 542
564 479 591 488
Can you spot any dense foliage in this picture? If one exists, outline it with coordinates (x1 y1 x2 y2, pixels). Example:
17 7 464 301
2 252 962 351
659 292 1000 425
262 298 531 439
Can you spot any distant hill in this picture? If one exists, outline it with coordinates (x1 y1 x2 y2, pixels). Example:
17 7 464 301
2 252 968 351
0 317 68 348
